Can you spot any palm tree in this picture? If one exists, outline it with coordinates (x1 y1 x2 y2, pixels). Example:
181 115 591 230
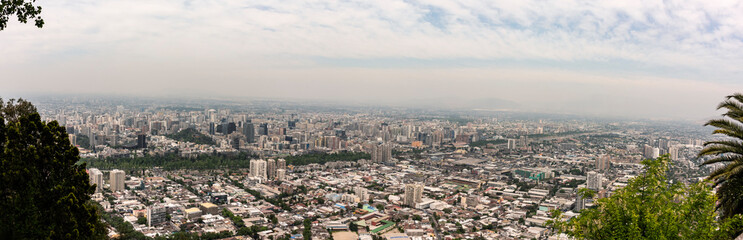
699 93 743 219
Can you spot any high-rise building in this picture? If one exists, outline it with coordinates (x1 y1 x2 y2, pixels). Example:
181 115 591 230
276 169 286 181
587 171 602 191
147 205 167 227
243 121 255 143
110 169 126 192
250 159 267 180
88 168 103 192
88 131 96 151
69 134 76 146
277 158 286 170
507 139 517 149
355 186 369 202
519 136 528 148
575 194 586 211
259 123 269 136
596 155 610 172
404 183 424 207
371 143 392 163
231 137 240 149
669 146 679 160
652 147 660 159
209 122 216 135
137 134 147 149
267 159 277 180
643 144 654 159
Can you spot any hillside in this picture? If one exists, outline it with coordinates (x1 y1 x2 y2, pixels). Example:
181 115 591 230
166 128 216 145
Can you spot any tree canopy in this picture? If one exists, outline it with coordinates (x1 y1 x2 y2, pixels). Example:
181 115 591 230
0 0 44 30
548 155 743 239
699 93 743 219
166 128 216 146
0 98 106 239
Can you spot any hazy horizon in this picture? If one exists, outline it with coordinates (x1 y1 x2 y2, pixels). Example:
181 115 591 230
2 0 742 121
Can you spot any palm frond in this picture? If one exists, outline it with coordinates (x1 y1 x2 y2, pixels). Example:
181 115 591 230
701 154 743 166
702 140 743 148
704 119 743 139
718 99 743 120
708 163 741 181
729 164 743 177
699 145 743 157
725 93 743 103
710 129 743 140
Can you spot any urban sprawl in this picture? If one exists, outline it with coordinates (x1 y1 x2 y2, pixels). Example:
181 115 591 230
34 97 715 240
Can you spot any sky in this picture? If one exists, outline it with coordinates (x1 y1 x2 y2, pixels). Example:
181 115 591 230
2 0 743 121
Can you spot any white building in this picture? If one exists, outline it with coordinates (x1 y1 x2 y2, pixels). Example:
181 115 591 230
276 169 286 181
88 168 103 192
110 169 126 192
587 171 602 191
355 186 369 202
250 159 267 180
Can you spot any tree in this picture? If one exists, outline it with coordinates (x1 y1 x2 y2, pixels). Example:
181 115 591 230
137 216 147 225
0 98 106 239
270 214 278 225
375 203 384 211
303 218 312 240
699 93 743 219
0 1 43 30
549 155 743 239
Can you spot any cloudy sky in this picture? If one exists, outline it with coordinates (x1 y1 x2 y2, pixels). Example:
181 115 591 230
2 0 743 120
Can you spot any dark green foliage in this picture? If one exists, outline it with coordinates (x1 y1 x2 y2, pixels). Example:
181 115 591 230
137 216 147 225
166 128 215 145
270 214 278 224
0 98 37 122
0 98 106 239
222 208 245 228
285 151 370 166
75 134 91 149
303 218 312 240
82 151 368 171
699 93 743 219
549 155 743 239
0 0 44 30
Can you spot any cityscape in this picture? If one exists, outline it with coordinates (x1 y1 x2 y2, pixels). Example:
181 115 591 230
26 96 716 239
3 0 743 240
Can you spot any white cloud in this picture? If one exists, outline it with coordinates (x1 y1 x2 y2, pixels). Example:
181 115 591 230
1 0 742 119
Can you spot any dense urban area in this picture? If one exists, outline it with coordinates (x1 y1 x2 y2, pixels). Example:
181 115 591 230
34 96 717 240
